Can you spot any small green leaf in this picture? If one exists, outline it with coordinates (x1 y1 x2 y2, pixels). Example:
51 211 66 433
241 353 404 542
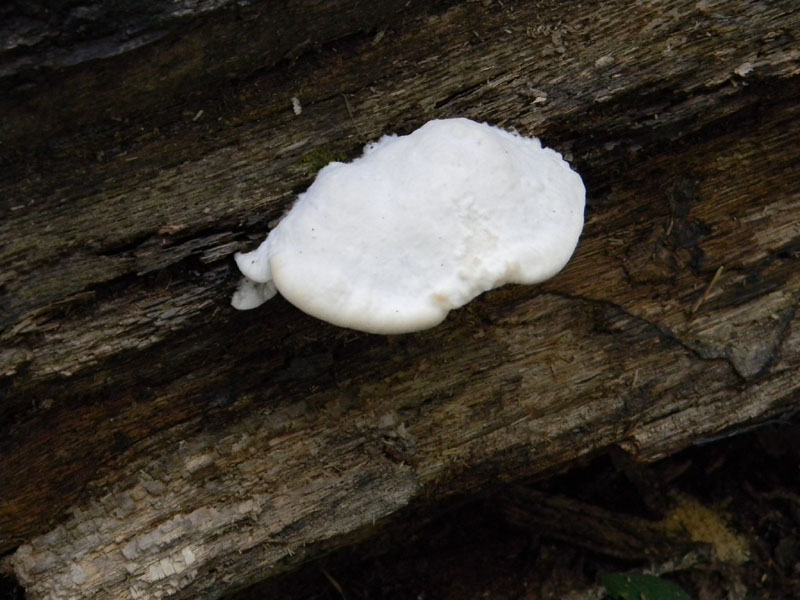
602 573 692 600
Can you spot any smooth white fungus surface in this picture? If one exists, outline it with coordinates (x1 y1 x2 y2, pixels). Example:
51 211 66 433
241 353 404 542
232 118 585 334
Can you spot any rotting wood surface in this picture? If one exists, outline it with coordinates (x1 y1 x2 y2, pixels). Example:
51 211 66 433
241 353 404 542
1 0 799 598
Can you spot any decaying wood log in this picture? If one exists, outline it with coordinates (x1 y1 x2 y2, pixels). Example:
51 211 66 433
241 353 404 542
0 0 412 148
501 485 700 563
1 0 799 598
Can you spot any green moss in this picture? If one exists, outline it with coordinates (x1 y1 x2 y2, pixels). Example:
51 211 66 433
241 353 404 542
298 149 348 175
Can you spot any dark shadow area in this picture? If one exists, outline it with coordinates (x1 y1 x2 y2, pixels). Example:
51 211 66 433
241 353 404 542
230 416 800 600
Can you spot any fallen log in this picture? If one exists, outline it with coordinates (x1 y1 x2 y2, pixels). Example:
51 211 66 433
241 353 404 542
1 0 798 598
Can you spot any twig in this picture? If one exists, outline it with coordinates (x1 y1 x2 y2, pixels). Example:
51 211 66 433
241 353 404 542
342 94 363 138
691 265 724 314
321 568 347 600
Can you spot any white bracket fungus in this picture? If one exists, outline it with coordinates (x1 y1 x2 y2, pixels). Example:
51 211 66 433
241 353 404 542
232 118 585 334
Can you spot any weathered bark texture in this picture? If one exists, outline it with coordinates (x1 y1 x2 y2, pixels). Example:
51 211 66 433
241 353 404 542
1 0 799 598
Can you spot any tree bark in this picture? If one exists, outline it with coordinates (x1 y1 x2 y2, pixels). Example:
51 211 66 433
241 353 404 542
1 0 799 598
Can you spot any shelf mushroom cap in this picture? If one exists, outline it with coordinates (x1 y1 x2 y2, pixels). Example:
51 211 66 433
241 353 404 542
232 118 585 334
